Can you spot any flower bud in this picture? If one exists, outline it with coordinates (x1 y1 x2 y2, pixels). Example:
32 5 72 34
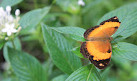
15 9 20 16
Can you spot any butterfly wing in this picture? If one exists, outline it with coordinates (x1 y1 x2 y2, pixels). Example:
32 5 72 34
80 16 121 69
80 40 111 69
84 16 121 40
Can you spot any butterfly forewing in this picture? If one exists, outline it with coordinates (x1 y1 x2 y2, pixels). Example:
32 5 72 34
84 16 121 40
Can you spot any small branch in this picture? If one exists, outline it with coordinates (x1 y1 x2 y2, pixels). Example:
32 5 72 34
11 40 16 49
34 0 38 9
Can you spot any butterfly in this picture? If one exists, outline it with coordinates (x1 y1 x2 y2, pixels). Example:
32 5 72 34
80 16 121 69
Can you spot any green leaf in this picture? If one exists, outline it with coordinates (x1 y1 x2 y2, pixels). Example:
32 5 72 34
42 25 82 74
69 34 85 41
20 7 50 34
0 41 5 50
2 77 19 81
113 42 137 61
42 59 54 80
98 3 137 40
56 0 80 14
107 77 119 81
82 0 103 14
52 75 68 81
3 37 21 63
65 64 102 81
72 47 84 58
112 56 131 72
0 0 22 7
101 67 110 81
8 48 47 81
50 27 85 41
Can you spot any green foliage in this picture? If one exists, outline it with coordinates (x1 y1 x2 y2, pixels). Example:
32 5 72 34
0 0 22 7
112 56 131 72
0 41 5 50
42 25 82 74
101 67 111 81
2 78 18 81
56 0 80 14
50 27 85 41
113 42 137 61
8 47 47 81
82 0 103 14
65 64 102 81
20 7 50 34
72 47 84 58
3 37 21 63
51 75 68 81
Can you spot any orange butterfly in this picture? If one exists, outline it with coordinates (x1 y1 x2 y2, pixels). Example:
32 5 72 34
80 16 121 69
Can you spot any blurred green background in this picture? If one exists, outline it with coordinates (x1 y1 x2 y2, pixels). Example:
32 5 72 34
1 0 137 81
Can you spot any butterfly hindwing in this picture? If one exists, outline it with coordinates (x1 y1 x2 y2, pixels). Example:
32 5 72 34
89 56 110 69
80 42 90 58
80 40 112 69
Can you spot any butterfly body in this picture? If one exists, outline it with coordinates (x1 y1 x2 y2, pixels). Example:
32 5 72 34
87 37 113 41
80 16 121 69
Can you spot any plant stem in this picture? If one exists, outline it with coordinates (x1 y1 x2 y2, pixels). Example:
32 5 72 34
51 0 56 5
34 0 38 9
11 40 16 49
